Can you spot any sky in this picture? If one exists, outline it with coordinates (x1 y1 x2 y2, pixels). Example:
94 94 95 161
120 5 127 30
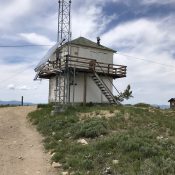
0 0 175 105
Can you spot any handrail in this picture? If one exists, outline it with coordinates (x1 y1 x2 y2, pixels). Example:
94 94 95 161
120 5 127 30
95 62 120 95
93 72 118 104
69 55 126 69
37 55 127 80
68 59 126 76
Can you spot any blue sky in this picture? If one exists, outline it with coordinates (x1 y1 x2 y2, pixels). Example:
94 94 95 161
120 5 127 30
0 0 175 104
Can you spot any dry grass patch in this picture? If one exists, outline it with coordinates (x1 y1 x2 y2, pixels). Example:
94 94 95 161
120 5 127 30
79 110 120 120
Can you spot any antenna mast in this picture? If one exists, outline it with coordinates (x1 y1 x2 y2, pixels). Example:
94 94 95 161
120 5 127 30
55 0 72 107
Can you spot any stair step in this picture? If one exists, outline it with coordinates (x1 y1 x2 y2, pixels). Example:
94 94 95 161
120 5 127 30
99 86 105 89
92 72 117 104
98 86 105 89
104 95 112 97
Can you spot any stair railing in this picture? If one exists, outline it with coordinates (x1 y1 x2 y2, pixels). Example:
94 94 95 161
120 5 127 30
95 62 121 95
93 72 118 103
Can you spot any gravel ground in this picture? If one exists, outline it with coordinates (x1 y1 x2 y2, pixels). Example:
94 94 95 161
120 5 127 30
0 106 58 175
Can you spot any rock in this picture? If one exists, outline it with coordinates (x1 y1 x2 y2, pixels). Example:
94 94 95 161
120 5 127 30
77 139 88 145
51 152 56 157
62 172 69 175
52 162 62 168
52 132 56 136
103 167 112 175
112 159 119 165
124 113 130 121
65 132 71 138
156 136 164 140
18 156 24 160
107 152 112 155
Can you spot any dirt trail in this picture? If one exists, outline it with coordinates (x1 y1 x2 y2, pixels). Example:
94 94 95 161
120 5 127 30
0 106 58 175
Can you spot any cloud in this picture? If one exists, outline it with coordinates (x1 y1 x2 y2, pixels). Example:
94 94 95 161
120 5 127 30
40 0 116 40
0 0 32 31
19 33 55 45
0 61 48 103
0 0 175 105
17 85 30 90
102 16 175 104
141 0 175 5
7 84 15 90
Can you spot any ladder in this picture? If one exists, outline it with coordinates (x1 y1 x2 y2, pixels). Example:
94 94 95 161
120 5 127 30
91 72 118 104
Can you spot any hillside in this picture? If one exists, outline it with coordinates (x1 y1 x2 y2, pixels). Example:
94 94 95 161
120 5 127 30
28 104 175 175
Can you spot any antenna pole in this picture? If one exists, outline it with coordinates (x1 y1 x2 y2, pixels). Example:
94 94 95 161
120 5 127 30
54 0 72 112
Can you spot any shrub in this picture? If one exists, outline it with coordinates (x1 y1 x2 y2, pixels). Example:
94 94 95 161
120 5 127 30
72 119 108 139
134 103 152 108
37 103 53 109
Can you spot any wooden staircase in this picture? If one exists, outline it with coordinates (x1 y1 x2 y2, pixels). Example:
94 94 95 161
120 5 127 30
91 72 118 104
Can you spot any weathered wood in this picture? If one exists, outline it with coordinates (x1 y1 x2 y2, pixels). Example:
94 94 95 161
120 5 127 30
168 98 175 109
38 55 127 79
83 73 87 106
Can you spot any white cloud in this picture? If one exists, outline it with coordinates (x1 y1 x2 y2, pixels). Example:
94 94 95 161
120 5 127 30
72 6 116 39
0 0 32 30
17 85 30 90
0 62 49 103
40 1 116 40
102 16 175 104
19 33 55 45
7 84 15 90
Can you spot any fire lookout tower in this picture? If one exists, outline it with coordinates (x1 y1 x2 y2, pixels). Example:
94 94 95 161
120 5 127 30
34 0 127 106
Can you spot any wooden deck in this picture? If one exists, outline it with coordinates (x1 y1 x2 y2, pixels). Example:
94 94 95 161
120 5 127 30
37 55 127 79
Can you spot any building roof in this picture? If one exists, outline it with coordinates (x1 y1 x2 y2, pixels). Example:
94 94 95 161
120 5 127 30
168 98 175 102
70 37 116 53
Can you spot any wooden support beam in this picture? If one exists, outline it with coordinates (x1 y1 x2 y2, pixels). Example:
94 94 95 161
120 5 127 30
83 73 87 106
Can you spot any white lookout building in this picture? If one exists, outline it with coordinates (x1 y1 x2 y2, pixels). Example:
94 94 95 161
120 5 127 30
35 37 127 104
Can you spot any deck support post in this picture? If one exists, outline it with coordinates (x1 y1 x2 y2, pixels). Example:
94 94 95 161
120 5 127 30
83 73 87 106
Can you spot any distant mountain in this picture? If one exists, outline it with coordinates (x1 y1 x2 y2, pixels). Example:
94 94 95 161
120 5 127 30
0 100 33 106
152 104 169 109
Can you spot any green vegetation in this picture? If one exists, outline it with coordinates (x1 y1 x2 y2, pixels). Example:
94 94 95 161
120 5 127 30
28 104 175 175
115 84 133 102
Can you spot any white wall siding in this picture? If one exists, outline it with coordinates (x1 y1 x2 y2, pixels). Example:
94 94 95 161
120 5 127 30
49 77 56 103
71 45 113 64
69 73 113 103
69 74 84 103
48 44 114 104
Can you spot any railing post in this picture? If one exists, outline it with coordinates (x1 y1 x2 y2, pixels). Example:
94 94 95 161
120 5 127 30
108 64 110 74
89 60 96 71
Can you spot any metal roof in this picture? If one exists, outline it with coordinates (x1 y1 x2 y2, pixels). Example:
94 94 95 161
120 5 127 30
70 37 116 53
168 98 175 102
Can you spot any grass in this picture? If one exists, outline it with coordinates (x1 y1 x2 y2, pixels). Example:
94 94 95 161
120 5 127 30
28 104 175 175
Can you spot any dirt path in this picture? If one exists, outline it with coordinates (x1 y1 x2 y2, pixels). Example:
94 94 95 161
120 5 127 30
0 106 58 175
